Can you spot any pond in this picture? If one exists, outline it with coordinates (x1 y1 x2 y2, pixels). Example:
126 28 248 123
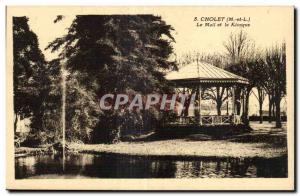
15 153 287 179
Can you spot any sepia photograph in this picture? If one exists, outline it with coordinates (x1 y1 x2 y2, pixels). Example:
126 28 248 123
6 6 294 190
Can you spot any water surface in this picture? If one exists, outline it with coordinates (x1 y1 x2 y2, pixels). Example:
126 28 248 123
15 153 287 179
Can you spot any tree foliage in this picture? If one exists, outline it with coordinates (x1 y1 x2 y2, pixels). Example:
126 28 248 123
264 43 286 127
13 17 45 125
13 17 61 144
47 15 177 142
223 31 286 127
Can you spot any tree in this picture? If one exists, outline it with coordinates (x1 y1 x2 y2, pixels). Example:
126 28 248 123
252 87 266 123
65 70 100 142
178 52 226 68
47 15 177 143
223 31 253 64
13 17 62 147
247 56 267 124
264 43 286 128
223 31 255 125
13 17 48 133
203 87 228 115
263 71 275 123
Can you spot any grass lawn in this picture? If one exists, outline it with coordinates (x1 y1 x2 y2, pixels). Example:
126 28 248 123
15 147 46 157
69 121 287 158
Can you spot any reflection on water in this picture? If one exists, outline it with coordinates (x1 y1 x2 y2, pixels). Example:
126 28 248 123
15 153 287 179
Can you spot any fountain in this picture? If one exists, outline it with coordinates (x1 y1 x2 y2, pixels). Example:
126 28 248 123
61 63 67 171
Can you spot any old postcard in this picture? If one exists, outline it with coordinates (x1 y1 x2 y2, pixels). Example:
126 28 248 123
6 6 294 190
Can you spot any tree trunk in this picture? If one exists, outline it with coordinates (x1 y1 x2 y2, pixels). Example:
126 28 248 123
257 87 265 124
194 88 200 120
275 97 282 128
243 90 251 126
236 87 242 115
272 102 276 119
217 101 222 116
259 101 263 124
14 114 18 134
268 95 272 123
215 87 225 116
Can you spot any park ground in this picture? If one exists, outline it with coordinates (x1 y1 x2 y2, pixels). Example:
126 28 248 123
68 121 287 158
15 122 287 158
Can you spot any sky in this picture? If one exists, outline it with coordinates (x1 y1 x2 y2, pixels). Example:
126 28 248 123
9 6 291 114
10 6 292 61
